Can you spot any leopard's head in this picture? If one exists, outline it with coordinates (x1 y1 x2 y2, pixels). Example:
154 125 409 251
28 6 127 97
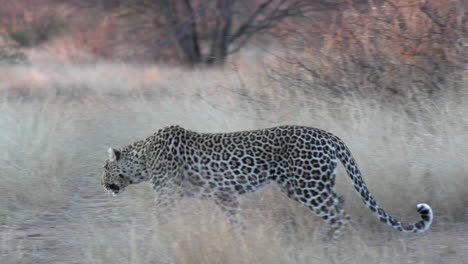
102 147 148 195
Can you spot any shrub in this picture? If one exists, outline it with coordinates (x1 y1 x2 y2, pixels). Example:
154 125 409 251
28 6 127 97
273 0 468 103
9 31 31 47
8 13 67 47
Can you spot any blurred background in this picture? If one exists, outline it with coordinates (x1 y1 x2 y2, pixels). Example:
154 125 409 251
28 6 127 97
0 0 467 263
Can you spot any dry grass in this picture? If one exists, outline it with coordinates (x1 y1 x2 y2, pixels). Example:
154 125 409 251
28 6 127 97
0 62 467 264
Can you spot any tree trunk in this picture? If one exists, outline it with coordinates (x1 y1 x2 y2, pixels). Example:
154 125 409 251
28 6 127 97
206 0 232 66
159 0 202 66
180 0 202 65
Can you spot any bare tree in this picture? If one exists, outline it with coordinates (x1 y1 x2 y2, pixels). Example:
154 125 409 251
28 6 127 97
130 0 337 66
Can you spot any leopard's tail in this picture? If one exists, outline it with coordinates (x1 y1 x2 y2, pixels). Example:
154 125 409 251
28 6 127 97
332 135 433 233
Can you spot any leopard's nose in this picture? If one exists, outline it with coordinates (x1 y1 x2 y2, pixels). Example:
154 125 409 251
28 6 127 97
108 184 120 192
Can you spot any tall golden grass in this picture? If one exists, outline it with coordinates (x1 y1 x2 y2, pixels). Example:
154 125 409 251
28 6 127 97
0 62 467 264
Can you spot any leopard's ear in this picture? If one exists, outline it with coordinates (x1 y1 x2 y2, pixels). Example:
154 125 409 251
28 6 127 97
108 148 121 162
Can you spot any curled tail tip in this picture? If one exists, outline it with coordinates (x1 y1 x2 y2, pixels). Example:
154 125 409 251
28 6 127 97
416 203 433 231
416 203 431 210
416 203 432 216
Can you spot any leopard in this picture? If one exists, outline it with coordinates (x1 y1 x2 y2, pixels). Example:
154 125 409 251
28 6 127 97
102 125 433 239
